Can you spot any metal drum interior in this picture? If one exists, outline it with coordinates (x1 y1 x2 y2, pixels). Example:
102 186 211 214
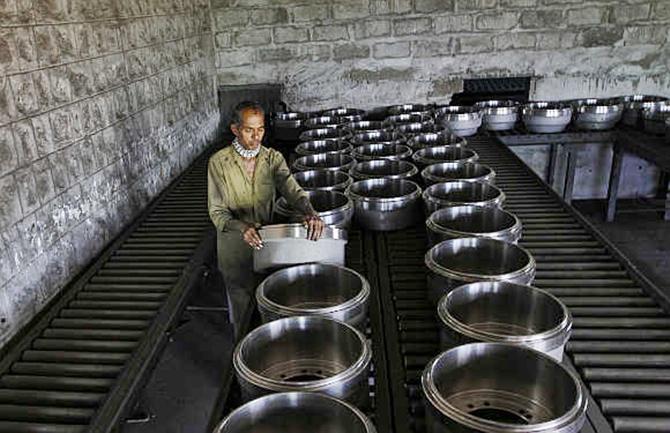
426 204 521 246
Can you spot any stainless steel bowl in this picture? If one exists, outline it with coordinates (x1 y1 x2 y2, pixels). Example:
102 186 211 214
293 153 356 172
214 392 377 433
351 130 406 145
413 145 479 167
322 108 365 118
234 316 371 405
620 94 668 127
422 162 496 185
275 190 353 228
522 101 572 133
642 101 670 134
351 143 413 161
350 160 419 181
299 127 352 142
293 169 353 192
426 205 521 246
346 178 422 231
304 116 345 129
393 122 447 136
295 139 353 156
425 237 535 304
256 263 370 329
388 103 434 115
384 113 433 126
408 132 467 149
435 106 483 137
571 98 624 131
422 343 587 433
475 100 519 131
344 121 385 132
422 181 505 214
438 282 571 361
275 112 308 129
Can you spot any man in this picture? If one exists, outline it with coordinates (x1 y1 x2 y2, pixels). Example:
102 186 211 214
208 101 325 339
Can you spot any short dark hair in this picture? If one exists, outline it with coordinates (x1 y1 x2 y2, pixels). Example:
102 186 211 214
231 101 264 126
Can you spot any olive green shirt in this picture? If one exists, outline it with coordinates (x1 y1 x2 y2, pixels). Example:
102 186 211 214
207 145 314 233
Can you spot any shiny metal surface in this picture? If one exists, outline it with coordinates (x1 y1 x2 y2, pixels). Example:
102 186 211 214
422 181 505 214
322 108 365 118
275 112 308 129
475 100 519 131
351 130 406 145
256 263 370 329
425 237 535 303
422 343 587 433
438 282 571 361
408 132 467 149
259 223 347 241
234 316 371 405
384 113 433 126
412 145 479 167
571 98 624 131
293 153 356 173
393 122 447 136
299 127 352 142
619 94 669 127
435 106 483 137
522 101 572 133
304 116 345 129
214 392 377 433
275 190 353 228
349 159 418 181
426 205 521 246
293 169 353 192
388 103 434 115
422 162 496 185
346 178 422 231
295 139 353 156
344 120 385 132
642 101 670 134
351 143 413 161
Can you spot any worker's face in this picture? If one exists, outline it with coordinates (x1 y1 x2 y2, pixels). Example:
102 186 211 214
232 109 265 150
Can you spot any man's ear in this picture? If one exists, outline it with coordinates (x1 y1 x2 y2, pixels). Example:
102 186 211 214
230 123 239 137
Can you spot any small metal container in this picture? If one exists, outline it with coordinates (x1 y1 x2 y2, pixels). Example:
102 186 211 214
293 170 353 192
422 162 496 185
351 143 413 161
304 116 345 130
393 122 446 136
425 237 535 304
620 94 668 127
522 101 572 133
408 132 467 150
642 101 670 134
344 120 385 132
437 281 571 361
275 190 353 228
571 98 624 131
350 160 419 181
426 205 521 246
422 181 505 214
346 178 422 231
351 130 406 145
299 127 352 142
384 113 433 126
412 145 479 167
295 139 353 156
256 263 370 329
293 153 356 173
388 103 434 115
435 106 483 137
475 100 519 131
422 343 587 433
275 112 308 129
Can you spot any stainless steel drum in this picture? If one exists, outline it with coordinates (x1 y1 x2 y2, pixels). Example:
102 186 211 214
435 106 483 137
422 181 505 214
422 162 496 185
293 153 356 173
256 263 370 329
304 115 345 130
344 120 385 132
426 205 521 246
214 392 377 433
571 98 624 130
351 143 412 161
620 94 668 127
388 103 433 115
522 101 572 133
642 101 670 134
299 127 352 142
425 237 535 304
322 108 365 118
384 113 433 126
412 145 478 167
346 178 422 231
422 343 587 433
475 100 519 131
296 139 353 156
408 132 467 149
275 190 353 228
352 130 405 145
350 160 418 181
293 169 353 192
234 316 371 405
275 112 307 129
437 282 571 361
393 122 446 136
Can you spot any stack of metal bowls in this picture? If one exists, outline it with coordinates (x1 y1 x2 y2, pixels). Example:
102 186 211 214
421 162 496 185
346 178 422 231
322 108 365 123
344 120 385 133
522 101 572 133
642 101 670 134
384 113 434 127
475 100 519 131
571 98 624 130
299 127 351 143
351 130 405 146
296 139 353 156
422 181 505 214
412 145 479 167
350 160 418 181
620 94 668 127
352 143 412 161
293 153 356 173
293 170 353 192
304 115 345 130
275 112 309 142
275 189 353 228
408 132 467 150
388 103 434 116
426 205 521 246
435 106 483 137
394 122 446 136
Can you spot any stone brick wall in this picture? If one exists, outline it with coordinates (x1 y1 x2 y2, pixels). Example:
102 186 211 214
213 0 670 110
0 0 219 347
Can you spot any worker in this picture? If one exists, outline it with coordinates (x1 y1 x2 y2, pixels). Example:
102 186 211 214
207 101 325 339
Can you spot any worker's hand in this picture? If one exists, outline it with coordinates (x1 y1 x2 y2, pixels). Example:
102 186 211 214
242 224 263 250
303 214 325 241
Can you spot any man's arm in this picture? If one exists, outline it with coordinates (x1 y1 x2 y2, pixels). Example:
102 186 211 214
207 159 248 233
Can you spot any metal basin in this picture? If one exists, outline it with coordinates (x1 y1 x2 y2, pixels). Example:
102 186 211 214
344 120 385 132
234 316 371 405
299 127 352 142
275 112 307 129
475 100 519 131
350 160 418 181
408 132 467 149
346 178 422 231
413 145 478 167
256 263 370 329
296 139 353 156
352 143 412 161
642 101 670 134
275 190 353 228
293 153 356 172
322 107 365 117
422 162 496 185
352 130 406 145
620 94 668 127
425 237 535 304
438 282 571 361
422 181 505 214
293 170 353 192
426 205 521 246
384 113 433 126
388 103 433 115
394 122 446 136
435 106 483 137
522 101 572 133
214 392 377 433
304 116 345 130
422 342 587 433
571 98 623 130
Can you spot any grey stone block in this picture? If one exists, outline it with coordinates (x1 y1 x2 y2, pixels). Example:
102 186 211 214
295 44 332 62
12 120 38 166
48 66 73 105
251 8 288 25
333 43 370 61
373 41 410 58
655 2 670 20
412 39 455 57
332 1 370 20
0 76 17 125
394 17 432 36
234 28 271 47
14 167 39 216
476 11 519 30
32 114 54 158
623 25 668 45
292 4 329 22
353 19 391 40
415 0 454 13
456 0 497 11
312 24 349 41
457 34 494 53
0 174 22 227
32 70 52 110
612 4 651 24
567 7 606 26
48 149 71 193
494 32 536 50
536 31 578 50
429 77 464 97
217 48 255 68
520 9 564 29
274 26 309 44
10 73 39 116
215 9 249 30
257 46 295 62
580 26 623 48
501 0 536 7
11 27 37 72
215 31 232 48
0 126 17 177
434 14 472 33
